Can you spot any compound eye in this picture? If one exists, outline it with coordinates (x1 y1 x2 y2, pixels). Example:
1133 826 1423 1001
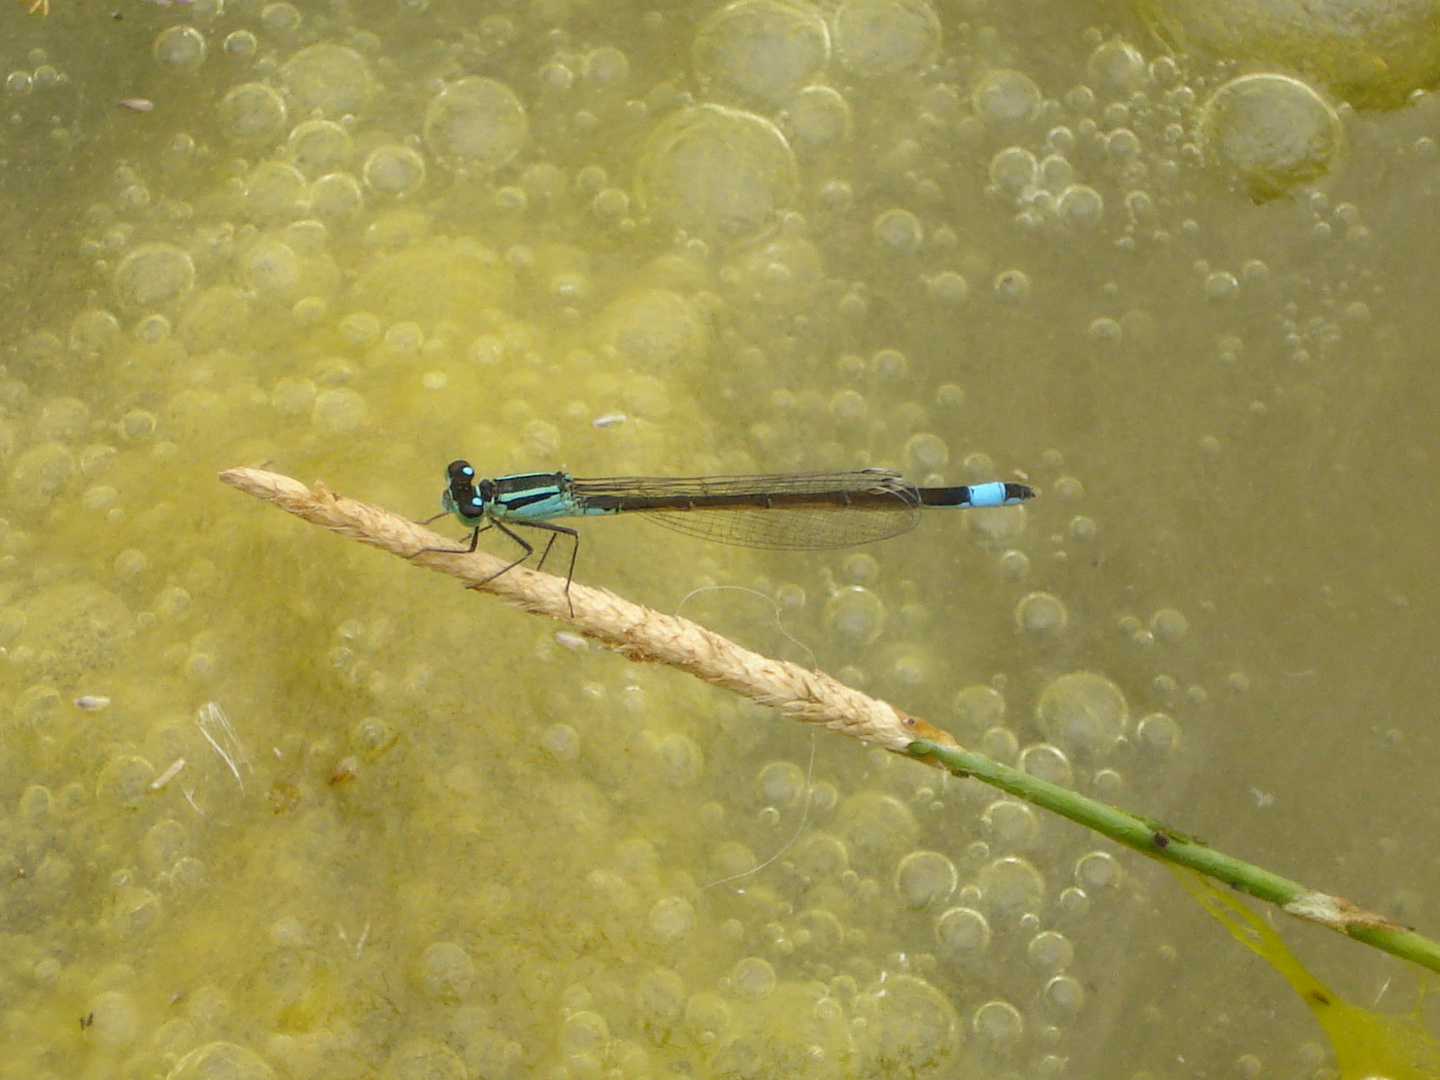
468 496 484 513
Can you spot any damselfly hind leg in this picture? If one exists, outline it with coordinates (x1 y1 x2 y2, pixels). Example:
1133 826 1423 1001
468 519 580 616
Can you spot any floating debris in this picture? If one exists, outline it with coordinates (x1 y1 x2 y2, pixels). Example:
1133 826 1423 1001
195 701 250 791
150 757 186 790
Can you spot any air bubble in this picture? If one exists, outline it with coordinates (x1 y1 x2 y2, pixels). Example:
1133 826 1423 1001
1199 73 1344 200
832 0 941 78
972 999 1024 1046
218 83 286 144
873 207 923 252
114 243 195 309
282 43 373 117
693 0 830 106
981 799 1039 850
731 956 776 997
154 25 207 71
1016 592 1068 639
363 145 426 195
1019 743 1073 787
419 943 474 1001
1036 670 1128 757
289 119 352 174
935 906 990 956
973 69 1041 125
424 77 528 168
894 850 958 908
636 104 797 239
823 586 885 645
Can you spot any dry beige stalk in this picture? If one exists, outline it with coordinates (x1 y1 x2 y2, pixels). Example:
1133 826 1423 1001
218 467 959 755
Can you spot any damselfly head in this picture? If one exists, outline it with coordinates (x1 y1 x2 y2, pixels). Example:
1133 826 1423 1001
443 459 487 521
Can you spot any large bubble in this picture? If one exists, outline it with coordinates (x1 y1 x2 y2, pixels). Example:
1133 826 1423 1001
350 238 516 324
218 83 287 144
598 289 710 371
167 1042 277 1080
114 243 195 309
423 77 528 168
832 0 942 78
693 0 830 106
636 104 798 239
852 974 960 1074
1198 73 1344 200
1035 671 1128 758
282 43 374 117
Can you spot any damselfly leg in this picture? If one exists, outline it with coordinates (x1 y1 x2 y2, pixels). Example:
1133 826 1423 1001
466 518 581 615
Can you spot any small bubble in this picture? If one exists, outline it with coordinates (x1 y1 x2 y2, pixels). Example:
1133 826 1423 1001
871 347 908 380
218 82 286 143
1204 271 1238 299
1088 317 1122 342
927 270 968 303
1045 974 1086 1013
1058 184 1104 228
980 726 1019 764
973 69 1041 125
989 146 1037 198
730 957 776 998
935 906 990 957
972 999 1024 1046
1087 37 1148 95
312 388 367 434
1074 850 1122 890
649 896 696 943
756 760 807 806
981 799 1039 850
1019 743 1073 787
419 942 474 1002
894 850 958 908
1150 608 1188 643
954 685 1004 729
154 25 207 70
114 549 147 577
873 207 924 252
993 269 1032 302
1016 592 1068 639
1134 714 1180 754
905 432 949 471
363 145 426 195
1027 929 1074 971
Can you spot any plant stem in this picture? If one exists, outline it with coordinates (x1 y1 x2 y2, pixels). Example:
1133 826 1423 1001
906 738 1440 974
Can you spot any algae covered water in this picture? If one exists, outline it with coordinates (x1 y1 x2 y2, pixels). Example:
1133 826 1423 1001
2 1 1440 1077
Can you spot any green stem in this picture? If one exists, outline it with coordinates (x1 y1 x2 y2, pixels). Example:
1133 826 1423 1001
905 738 1440 975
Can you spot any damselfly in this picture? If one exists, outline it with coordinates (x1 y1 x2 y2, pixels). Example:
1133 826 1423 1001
427 461 1034 599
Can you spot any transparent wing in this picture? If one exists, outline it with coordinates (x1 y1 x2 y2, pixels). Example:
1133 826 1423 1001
568 470 922 550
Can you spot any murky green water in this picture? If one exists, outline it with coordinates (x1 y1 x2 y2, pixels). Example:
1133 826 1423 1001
2 1 1439 1077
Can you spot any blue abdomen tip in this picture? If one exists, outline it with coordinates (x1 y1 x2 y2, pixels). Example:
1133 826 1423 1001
967 482 1010 508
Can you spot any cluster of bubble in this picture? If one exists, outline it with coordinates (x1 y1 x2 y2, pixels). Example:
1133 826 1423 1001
490 665 1171 1076
979 31 1349 252
0 0 1255 1077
